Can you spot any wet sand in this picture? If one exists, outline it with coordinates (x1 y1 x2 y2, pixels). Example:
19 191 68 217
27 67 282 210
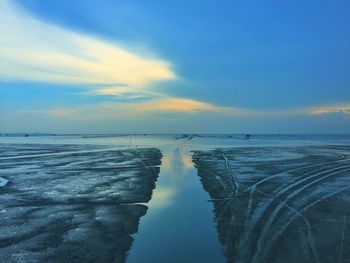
193 145 350 263
0 144 161 262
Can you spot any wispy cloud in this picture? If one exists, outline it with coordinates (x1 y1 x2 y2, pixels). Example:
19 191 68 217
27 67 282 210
86 85 161 100
122 98 221 113
308 105 350 116
15 98 260 120
0 0 176 87
14 100 350 123
94 87 138 96
17 108 76 118
97 98 258 117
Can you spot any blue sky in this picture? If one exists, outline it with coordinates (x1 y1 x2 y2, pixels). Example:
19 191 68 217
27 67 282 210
1 0 350 133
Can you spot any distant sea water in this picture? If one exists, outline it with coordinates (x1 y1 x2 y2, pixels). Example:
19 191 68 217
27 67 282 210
1 133 350 145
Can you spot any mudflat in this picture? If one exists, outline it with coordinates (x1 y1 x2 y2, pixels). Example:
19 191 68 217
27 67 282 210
193 145 350 263
1 135 349 263
0 144 161 262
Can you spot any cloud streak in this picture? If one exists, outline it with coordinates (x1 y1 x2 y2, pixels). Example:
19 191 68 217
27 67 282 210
308 105 350 116
14 97 265 120
21 101 350 121
86 98 259 118
0 0 176 87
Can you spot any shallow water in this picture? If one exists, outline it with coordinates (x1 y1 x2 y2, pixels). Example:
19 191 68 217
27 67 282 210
127 142 225 263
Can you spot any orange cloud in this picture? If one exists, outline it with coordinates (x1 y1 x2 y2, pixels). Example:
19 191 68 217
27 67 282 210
16 98 260 120
19 99 350 121
135 98 217 112
308 105 350 116
98 97 256 116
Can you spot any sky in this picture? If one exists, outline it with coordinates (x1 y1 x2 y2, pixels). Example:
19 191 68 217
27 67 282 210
1 0 350 133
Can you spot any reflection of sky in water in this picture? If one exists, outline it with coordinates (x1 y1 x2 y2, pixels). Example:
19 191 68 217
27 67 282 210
127 144 225 263
141 148 194 210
